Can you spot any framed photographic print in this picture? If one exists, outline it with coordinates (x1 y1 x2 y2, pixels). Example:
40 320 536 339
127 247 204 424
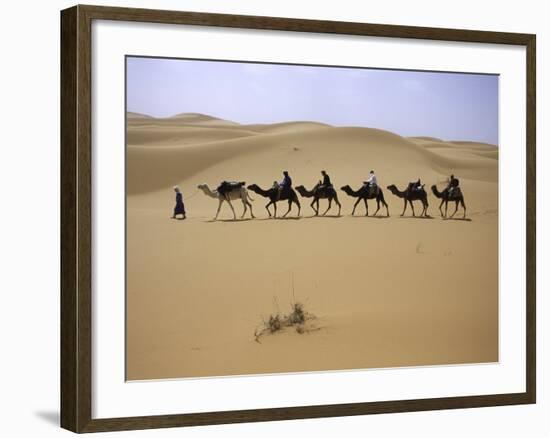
60 4 536 433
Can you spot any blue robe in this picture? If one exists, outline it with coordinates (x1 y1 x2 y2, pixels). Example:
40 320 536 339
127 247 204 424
280 175 292 188
174 192 186 215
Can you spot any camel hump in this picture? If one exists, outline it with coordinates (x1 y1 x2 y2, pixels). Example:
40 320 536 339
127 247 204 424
218 181 245 194
451 187 463 197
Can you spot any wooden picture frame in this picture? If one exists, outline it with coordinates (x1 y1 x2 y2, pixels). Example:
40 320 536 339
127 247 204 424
61 4 536 433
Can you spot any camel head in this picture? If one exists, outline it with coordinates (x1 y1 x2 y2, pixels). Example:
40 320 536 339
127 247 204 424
294 185 309 197
340 185 353 195
386 184 398 193
197 183 216 195
341 185 364 197
298 185 318 197
246 184 261 193
431 185 443 197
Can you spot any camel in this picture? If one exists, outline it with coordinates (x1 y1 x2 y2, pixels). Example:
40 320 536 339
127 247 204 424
340 184 390 217
197 183 254 220
295 183 341 216
386 184 429 217
246 184 301 218
431 185 466 219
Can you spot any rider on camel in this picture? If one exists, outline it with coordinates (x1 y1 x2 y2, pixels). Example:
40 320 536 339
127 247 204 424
446 174 460 196
363 170 378 196
277 171 292 199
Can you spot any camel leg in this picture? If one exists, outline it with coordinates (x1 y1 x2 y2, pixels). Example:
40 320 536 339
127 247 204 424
322 199 332 216
364 198 369 216
410 200 416 217
247 201 255 218
310 199 318 215
265 201 273 217
295 200 301 217
352 198 361 215
438 199 445 217
401 199 407 216
444 201 448 219
382 198 390 217
336 198 341 216
450 200 459 218
283 200 292 218
214 199 223 220
273 202 278 218
373 199 380 216
461 199 466 219
240 199 247 218
226 199 237 220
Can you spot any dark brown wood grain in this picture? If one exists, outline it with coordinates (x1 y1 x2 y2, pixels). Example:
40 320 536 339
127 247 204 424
525 34 536 404
61 5 94 432
60 5 78 432
60 4 536 433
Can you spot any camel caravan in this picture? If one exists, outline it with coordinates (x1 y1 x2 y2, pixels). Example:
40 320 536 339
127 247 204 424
182 170 466 221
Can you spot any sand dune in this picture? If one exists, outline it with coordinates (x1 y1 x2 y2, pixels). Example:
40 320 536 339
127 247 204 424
127 126 259 146
167 112 240 126
126 111 153 119
126 113 498 380
126 114 498 196
244 121 331 134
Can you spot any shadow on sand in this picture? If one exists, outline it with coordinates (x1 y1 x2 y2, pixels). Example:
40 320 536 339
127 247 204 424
398 215 435 220
305 214 342 219
347 214 391 219
257 216 302 221
443 217 472 222
204 217 255 223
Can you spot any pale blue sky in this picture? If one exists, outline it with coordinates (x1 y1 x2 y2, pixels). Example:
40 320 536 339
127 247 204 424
126 57 499 145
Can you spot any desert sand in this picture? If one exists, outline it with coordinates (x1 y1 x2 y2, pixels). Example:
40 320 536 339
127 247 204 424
126 112 498 380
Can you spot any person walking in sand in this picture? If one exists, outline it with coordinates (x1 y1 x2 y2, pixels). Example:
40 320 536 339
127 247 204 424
171 186 186 220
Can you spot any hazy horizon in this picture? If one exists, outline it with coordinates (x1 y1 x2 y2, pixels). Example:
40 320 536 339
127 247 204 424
127 57 499 145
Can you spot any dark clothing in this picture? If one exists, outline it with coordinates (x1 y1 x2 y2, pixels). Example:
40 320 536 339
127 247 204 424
174 192 186 215
322 174 332 187
446 176 460 196
277 175 292 199
281 174 292 188
410 179 422 191
368 185 378 197
448 176 459 189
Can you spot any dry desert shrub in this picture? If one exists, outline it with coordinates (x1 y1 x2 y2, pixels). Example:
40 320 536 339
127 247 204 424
254 300 317 343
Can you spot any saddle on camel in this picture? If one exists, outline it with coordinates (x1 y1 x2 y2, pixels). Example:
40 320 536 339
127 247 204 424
408 179 424 193
312 170 334 197
217 181 246 199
